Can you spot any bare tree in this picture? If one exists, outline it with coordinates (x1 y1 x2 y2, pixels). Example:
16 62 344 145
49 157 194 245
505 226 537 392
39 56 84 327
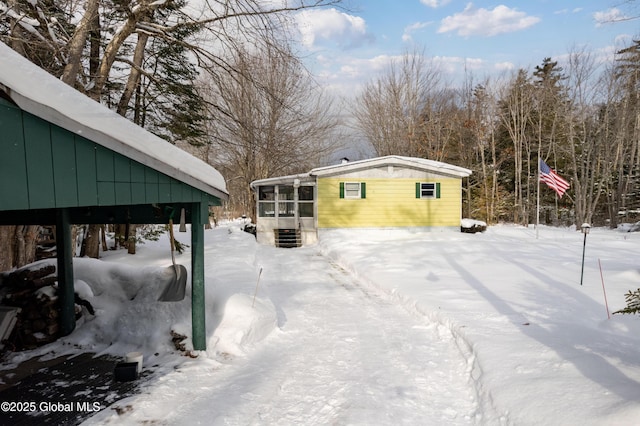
352 48 448 158
499 69 534 225
563 49 606 226
202 42 342 218
601 40 640 227
463 77 510 223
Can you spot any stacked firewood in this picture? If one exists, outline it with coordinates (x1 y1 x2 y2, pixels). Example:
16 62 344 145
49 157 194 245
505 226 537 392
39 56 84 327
1 265 61 350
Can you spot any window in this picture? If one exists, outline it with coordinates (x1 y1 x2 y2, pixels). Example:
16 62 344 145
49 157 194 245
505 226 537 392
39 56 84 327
258 186 275 217
278 186 294 217
298 186 314 201
259 202 275 217
298 186 314 217
258 184 315 218
278 186 294 200
339 182 366 199
416 182 441 199
259 186 275 201
278 201 295 217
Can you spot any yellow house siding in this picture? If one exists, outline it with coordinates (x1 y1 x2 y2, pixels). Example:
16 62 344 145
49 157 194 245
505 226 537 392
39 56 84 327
317 177 462 228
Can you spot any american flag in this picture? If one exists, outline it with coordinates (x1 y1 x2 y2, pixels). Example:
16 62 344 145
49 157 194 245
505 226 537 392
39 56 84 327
540 159 570 198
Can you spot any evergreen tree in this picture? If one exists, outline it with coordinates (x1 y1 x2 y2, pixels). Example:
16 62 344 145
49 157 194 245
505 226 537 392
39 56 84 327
613 288 640 315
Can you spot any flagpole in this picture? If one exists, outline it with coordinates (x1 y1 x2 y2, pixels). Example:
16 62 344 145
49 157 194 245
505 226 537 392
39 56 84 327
536 155 540 239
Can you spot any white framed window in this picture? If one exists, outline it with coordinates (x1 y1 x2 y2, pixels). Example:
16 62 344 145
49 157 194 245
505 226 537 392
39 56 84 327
340 182 366 199
345 182 361 198
416 182 440 199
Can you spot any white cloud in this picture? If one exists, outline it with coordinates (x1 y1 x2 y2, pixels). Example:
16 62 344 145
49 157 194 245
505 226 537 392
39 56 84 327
311 52 491 100
295 8 373 50
402 21 431 42
554 8 581 15
594 8 630 27
495 61 515 72
438 4 540 37
420 0 451 8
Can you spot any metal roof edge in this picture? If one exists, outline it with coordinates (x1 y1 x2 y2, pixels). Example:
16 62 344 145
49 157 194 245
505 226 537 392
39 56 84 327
310 155 472 178
250 173 314 190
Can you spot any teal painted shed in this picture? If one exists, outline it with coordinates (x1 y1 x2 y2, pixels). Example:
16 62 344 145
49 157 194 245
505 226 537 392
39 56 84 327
0 43 228 350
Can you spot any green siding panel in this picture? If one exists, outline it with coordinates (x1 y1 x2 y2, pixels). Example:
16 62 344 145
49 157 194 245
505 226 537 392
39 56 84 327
114 155 131 182
0 103 29 210
96 146 114 182
199 197 209 221
131 162 145 183
115 182 132 204
23 114 55 208
1 99 222 214
158 183 171 203
51 126 78 207
145 183 159 203
97 182 116 205
131 182 145 201
145 168 159 183
189 186 199 202
144 169 159 203
75 138 98 206
209 194 222 207
171 180 184 201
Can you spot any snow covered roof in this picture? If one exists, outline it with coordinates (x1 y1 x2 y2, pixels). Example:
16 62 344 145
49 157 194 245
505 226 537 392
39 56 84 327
0 43 228 201
249 156 472 189
249 172 314 189
310 155 472 178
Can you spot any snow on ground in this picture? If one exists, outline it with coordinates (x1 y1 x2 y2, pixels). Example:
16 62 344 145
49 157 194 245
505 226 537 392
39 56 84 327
2 221 640 425
319 225 640 425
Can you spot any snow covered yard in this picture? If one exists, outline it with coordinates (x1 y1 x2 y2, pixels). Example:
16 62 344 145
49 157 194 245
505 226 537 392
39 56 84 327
319 225 640 425
2 221 640 425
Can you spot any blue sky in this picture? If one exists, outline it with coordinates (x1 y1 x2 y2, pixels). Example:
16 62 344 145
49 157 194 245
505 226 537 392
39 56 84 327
292 1 640 96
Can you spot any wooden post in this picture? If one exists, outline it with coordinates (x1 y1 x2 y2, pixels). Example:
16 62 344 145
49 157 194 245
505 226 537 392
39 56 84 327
191 203 206 350
56 208 75 336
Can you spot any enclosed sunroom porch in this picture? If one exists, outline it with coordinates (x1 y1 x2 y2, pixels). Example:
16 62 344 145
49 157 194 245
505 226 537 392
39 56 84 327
251 174 317 247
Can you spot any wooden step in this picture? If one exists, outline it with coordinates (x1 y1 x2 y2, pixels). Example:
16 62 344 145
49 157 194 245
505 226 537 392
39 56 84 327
274 229 301 248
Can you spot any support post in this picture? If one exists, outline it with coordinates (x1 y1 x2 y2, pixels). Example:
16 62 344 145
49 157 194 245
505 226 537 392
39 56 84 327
56 208 75 336
191 203 206 350
580 223 590 286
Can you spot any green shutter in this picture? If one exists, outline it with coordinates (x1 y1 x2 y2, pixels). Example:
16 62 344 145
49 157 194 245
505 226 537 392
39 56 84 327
416 182 421 198
436 182 441 199
361 182 366 199
339 182 345 198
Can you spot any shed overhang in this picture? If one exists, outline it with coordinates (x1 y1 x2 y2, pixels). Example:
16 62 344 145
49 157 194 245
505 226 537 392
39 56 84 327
0 43 228 203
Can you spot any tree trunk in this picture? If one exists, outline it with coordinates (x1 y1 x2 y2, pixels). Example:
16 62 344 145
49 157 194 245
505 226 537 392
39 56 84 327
60 0 100 87
127 224 137 254
82 225 101 258
0 226 15 271
100 225 108 252
117 30 150 116
0 225 39 270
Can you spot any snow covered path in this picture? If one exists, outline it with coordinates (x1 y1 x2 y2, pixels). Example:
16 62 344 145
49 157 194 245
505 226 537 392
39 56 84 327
88 245 477 425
